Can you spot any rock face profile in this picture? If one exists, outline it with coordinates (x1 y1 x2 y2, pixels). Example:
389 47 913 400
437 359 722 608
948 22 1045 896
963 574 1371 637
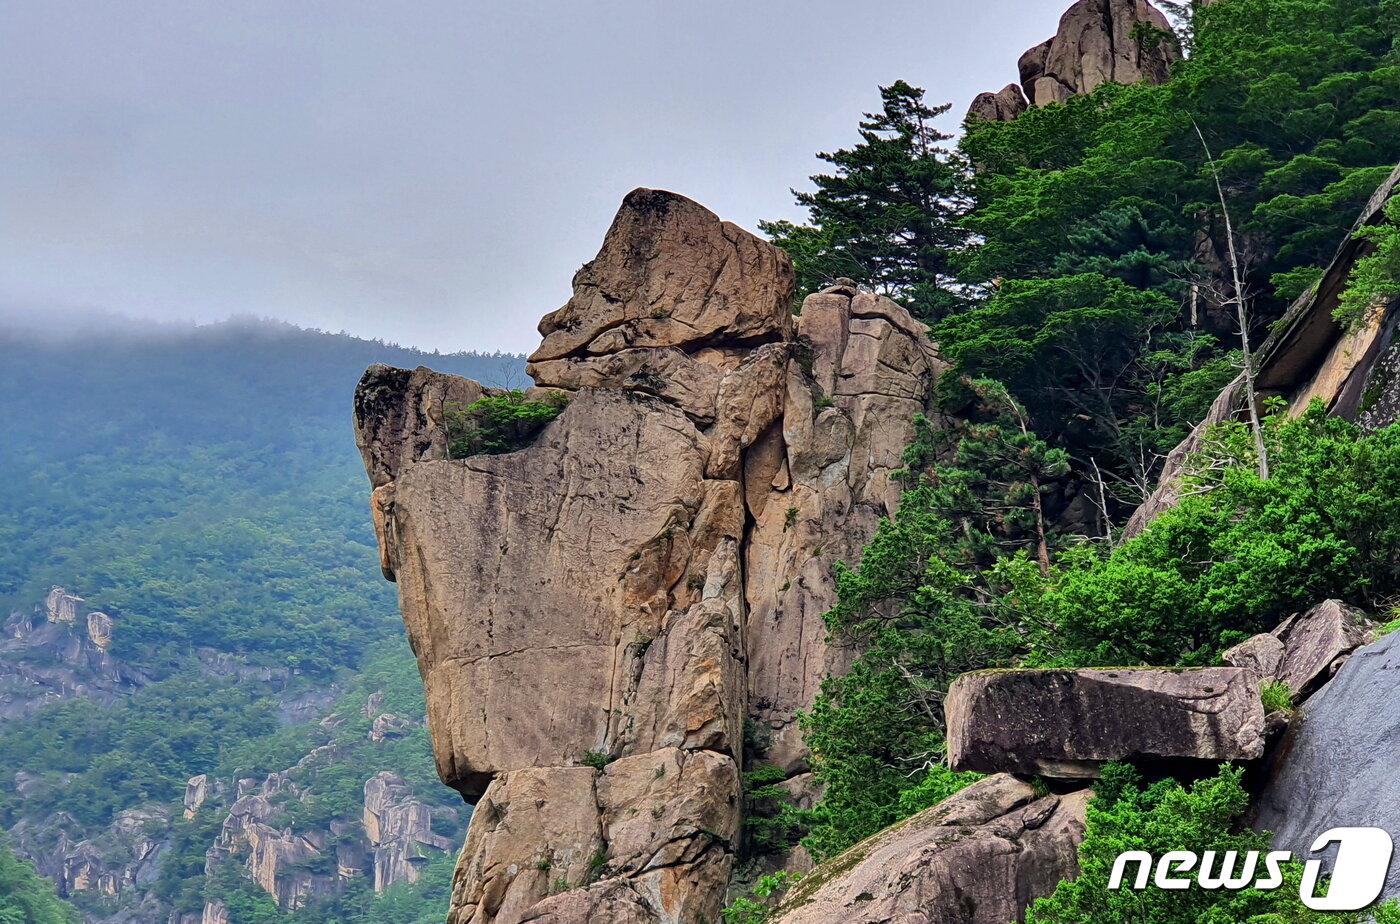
771 775 1090 924
946 667 1266 778
968 0 1179 121
1251 630 1400 898
355 189 946 923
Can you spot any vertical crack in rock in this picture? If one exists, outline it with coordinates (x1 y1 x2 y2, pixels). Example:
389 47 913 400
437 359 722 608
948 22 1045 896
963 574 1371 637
353 190 945 923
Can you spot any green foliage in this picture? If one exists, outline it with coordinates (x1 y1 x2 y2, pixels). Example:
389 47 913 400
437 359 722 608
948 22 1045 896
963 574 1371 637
1338 197 1400 329
761 81 968 321
1025 764 1365 924
0 839 77 924
1260 680 1295 715
1051 406 1400 666
720 872 802 924
579 750 611 771
445 390 569 458
795 385 1060 858
0 318 524 673
951 0 1400 496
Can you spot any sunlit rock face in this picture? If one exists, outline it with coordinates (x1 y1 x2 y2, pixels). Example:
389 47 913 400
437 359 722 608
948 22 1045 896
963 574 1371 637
355 188 946 923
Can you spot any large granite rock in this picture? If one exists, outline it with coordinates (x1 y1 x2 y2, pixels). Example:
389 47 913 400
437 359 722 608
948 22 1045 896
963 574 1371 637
354 190 946 922
1252 631 1400 900
946 667 1266 777
967 0 1178 122
771 775 1090 924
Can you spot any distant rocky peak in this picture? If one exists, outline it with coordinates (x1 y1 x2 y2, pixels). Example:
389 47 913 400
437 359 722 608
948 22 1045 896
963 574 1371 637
968 0 1179 123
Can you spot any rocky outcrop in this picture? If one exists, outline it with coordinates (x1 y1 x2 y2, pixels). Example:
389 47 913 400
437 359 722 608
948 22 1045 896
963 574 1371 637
968 0 1178 121
0 591 145 723
183 775 210 819
1224 600 1372 699
355 190 945 922
363 772 454 891
12 806 171 906
203 748 457 910
1251 630 1400 898
1128 162 1400 536
967 84 1030 123
946 667 1266 777
771 775 1090 924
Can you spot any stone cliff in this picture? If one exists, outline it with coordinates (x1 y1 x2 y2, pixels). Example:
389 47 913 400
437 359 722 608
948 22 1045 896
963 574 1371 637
355 188 945 923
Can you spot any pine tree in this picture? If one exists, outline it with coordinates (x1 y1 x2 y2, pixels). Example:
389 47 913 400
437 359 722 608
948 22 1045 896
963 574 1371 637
760 81 969 321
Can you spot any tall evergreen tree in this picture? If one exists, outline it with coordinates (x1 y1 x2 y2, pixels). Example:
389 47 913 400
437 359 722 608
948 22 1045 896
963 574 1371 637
760 81 969 321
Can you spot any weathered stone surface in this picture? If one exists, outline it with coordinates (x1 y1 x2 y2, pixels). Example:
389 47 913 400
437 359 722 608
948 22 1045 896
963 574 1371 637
449 767 605 924
356 193 947 923
1222 633 1286 685
1271 599 1371 698
529 188 794 363
946 667 1266 777
967 83 1030 123
184 775 210 819
596 748 738 877
972 0 1178 122
46 586 83 623
771 775 1090 924
1021 0 1178 106
528 347 723 424
1252 630 1400 900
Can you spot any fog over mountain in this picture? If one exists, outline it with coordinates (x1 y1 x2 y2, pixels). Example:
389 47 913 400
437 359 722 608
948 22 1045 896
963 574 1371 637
0 0 1063 354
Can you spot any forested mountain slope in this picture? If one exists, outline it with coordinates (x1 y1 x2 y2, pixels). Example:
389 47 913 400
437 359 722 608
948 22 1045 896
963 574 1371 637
0 314 525 923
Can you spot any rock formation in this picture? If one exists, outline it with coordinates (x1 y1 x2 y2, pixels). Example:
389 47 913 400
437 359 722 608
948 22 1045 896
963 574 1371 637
946 667 1266 778
355 189 946 922
1251 630 1400 897
363 772 453 891
1223 599 1372 699
1127 161 1400 536
771 775 1090 924
967 0 1179 122
202 747 457 911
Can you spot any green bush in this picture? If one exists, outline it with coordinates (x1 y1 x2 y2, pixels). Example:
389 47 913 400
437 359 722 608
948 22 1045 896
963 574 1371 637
446 390 569 458
1026 764 1384 924
1050 405 1400 666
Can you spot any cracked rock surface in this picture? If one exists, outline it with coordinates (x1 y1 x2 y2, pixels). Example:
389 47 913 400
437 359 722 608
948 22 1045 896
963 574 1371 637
354 189 945 922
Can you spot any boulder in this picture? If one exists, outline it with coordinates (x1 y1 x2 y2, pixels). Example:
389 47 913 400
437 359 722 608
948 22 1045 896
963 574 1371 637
527 188 794 363
970 0 1179 122
183 775 209 819
966 84 1029 123
1222 633 1286 685
1271 599 1371 697
1252 630 1400 900
771 775 1090 924
946 667 1266 777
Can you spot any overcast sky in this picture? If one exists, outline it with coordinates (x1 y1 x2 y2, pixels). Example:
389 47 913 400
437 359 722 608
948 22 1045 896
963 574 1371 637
1 1 1066 355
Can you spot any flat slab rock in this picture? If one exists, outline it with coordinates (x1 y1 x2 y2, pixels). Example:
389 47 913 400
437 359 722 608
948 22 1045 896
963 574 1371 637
946 667 1265 778
771 774 1090 924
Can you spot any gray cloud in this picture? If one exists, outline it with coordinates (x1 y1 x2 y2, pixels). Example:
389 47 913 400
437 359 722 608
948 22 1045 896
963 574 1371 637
0 0 1064 354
